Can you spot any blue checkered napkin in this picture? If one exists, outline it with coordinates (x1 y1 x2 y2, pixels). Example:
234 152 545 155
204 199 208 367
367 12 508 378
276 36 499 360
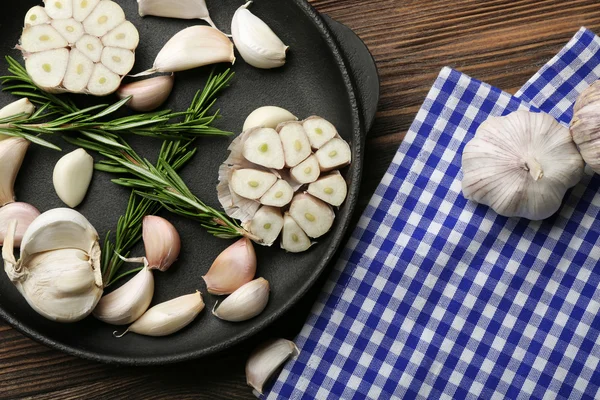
263 27 600 400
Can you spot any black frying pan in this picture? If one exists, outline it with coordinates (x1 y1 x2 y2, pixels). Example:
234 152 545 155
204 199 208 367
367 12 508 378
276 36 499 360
0 0 379 365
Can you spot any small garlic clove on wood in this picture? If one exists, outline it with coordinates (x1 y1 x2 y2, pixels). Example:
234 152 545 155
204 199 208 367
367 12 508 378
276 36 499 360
53 148 94 208
247 206 284 246
0 137 30 207
302 116 338 149
93 266 154 325
315 138 352 171
137 0 216 28
289 154 320 184
280 213 311 253
212 277 270 322
132 26 234 77
117 291 204 337
203 237 257 295
278 122 312 168
117 75 174 112
24 6 50 27
242 128 285 170
231 169 278 200
243 106 297 131
259 179 294 208
142 216 181 272
231 1 288 69
289 194 335 239
0 202 40 247
246 338 299 394
307 171 348 207
463 110 584 220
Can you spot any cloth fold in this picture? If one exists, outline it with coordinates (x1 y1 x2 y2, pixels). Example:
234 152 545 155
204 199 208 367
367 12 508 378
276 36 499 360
264 27 600 399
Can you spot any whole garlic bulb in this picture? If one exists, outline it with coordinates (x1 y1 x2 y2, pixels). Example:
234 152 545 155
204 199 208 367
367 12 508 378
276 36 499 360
462 110 584 220
571 81 600 173
2 208 103 322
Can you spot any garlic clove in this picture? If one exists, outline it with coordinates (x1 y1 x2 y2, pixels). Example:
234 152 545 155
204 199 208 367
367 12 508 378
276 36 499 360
93 267 154 325
0 98 36 122
133 26 234 76
138 0 216 28
217 164 261 223
289 194 335 239
259 179 293 208
101 47 136 76
212 277 270 322
102 21 140 50
24 6 50 27
75 34 103 62
242 127 285 170
203 237 256 295
62 48 94 93
53 148 94 208
231 1 288 69
24 48 70 91
246 338 299 394
142 215 181 271
243 106 297 131
0 202 40 247
289 154 320 184
117 291 204 337
278 122 312 168
302 116 338 149
307 171 348 207
51 18 85 45
43 0 73 20
247 206 284 246
87 62 122 96
231 169 278 200
315 138 352 171
571 81 600 174
73 0 101 22
0 137 30 207
20 24 69 53
117 75 174 112
281 213 311 253
82 0 125 37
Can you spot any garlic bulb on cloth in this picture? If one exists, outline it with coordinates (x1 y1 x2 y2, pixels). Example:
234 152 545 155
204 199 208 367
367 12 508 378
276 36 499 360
462 110 584 220
571 81 600 173
2 208 103 322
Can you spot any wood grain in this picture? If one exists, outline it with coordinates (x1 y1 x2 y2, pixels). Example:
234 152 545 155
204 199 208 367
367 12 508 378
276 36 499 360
2 1 600 398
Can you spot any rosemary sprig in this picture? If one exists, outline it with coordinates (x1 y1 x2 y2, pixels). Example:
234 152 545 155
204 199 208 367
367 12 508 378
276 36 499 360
0 56 230 147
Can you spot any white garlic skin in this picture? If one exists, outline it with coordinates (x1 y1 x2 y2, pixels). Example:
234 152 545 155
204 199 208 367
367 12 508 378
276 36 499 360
571 81 600 174
53 148 94 208
203 237 257 295
231 2 288 69
462 110 584 220
142 216 181 271
0 202 40 247
138 0 215 28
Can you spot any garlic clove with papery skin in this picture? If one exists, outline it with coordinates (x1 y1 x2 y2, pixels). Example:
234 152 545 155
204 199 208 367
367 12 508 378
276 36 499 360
0 202 40 247
3 208 103 322
0 98 36 122
138 0 217 28
246 339 299 394
212 277 270 322
463 110 584 220
93 266 154 325
132 26 234 77
117 75 174 112
116 291 204 337
142 215 181 272
53 148 94 208
203 237 256 295
0 137 30 207
243 106 297 131
231 1 288 69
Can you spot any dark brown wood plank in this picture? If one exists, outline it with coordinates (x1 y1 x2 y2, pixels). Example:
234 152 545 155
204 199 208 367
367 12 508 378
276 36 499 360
2 1 600 399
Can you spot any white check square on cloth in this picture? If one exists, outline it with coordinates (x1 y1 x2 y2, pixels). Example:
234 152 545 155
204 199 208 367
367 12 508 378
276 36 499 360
263 28 600 399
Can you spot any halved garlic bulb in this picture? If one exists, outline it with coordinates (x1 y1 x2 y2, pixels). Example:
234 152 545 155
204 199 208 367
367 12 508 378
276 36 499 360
3 208 103 322
463 110 584 220
19 0 139 95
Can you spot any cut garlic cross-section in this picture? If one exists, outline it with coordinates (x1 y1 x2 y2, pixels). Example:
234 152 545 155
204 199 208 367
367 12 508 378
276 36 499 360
19 0 139 96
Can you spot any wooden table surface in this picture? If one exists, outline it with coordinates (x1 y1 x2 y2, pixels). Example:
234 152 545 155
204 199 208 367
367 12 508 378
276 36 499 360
3 1 600 399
